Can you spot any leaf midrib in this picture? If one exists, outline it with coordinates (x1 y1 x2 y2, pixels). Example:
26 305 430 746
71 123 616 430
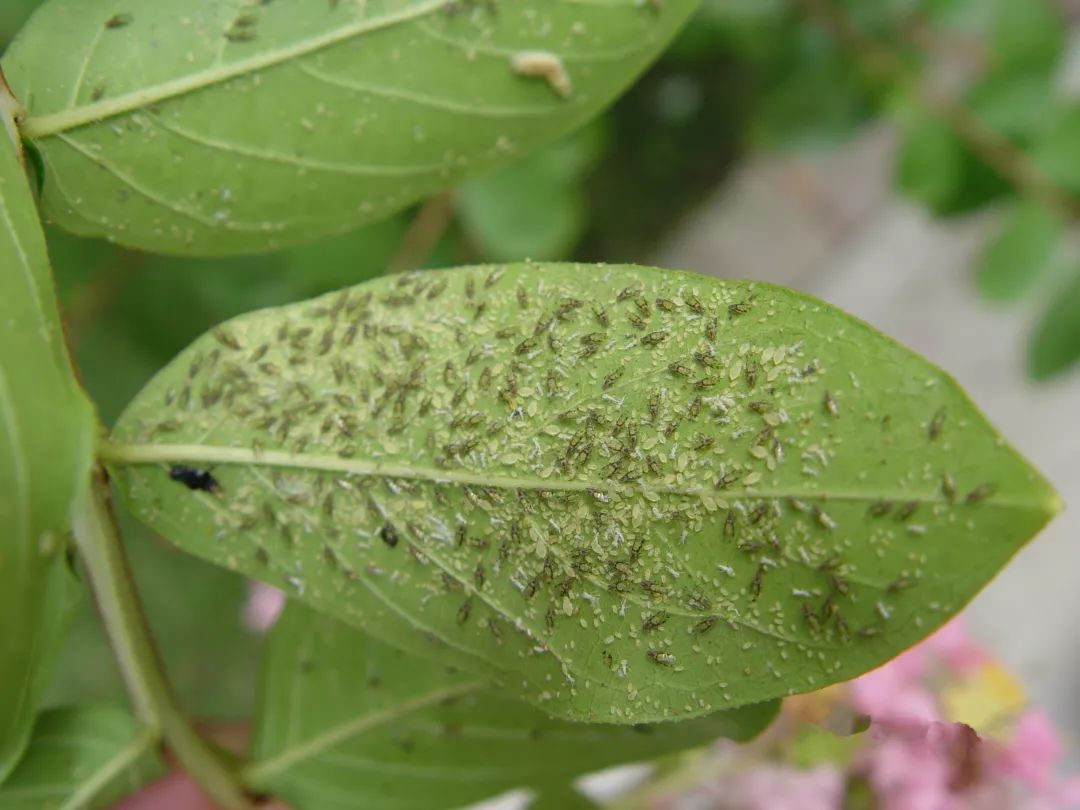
20 0 448 139
99 440 1045 511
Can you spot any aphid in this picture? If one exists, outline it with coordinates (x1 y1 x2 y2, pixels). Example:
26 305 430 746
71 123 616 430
745 362 758 389
478 367 493 391
642 611 670 632
641 330 668 347
728 298 752 318
748 400 770 414
683 292 705 314
91 85 106 101
690 616 717 635
515 336 539 355
715 470 742 490
941 472 957 502
694 376 718 390
517 286 529 309
322 545 339 568
548 332 563 353
511 50 573 98
225 27 256 42
640 578 667 598
556 297 585 320
646 649 676 667
474 563 486 590
634 295 652 317
546 606 557 630
495 326 517 340
380 523 399 549
254 546 270 565
617 287 639 302
887 574 912 593
627 312 648 330
895 501 919 522
168 466 220 495
668 361 692 378
823 390 839 416
869 500 892 517
105 13 132 29
693 348 716 367
721 514 738 540
749 503 770 524
457 598 473 625
592 303 609 327
830 574 850 597
686 396 702 419
213 328 242 351
686 592 712 612
929 407 946 441
693 434 714 451
545 370 560 397
485 267 505 288
656 297 677 313
648 392 663 422
705 317 718 341
802 602 821 633
749 565 764 601
603 368 624 390
965 483 996 504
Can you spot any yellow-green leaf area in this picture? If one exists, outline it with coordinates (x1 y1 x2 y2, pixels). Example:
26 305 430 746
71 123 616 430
105 263 1059 723
3 0 695 256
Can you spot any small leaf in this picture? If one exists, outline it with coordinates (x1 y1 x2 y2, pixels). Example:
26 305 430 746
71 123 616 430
0 706 164 810
106 263 1059 723
1029 268 1080 380
247 602 776 810
3 0 695 256
0 106 95 778
1032 104 1080 195
990 0 1065 74
976 199 1063 302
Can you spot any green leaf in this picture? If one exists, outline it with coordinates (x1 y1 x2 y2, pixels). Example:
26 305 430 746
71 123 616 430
976 200 1063 302
105 263 1059 723
0 103 95 778
1029 268 1080 380
989 0 1065 74
247 602 776 810
458 132 600 261
1032 104 1080 195
0 706 165 810
3 0 695 256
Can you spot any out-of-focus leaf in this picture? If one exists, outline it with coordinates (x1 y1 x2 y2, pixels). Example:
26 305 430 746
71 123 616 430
107 264 1058 723
0 706 164 810
967 71 1058 141
5 0 695 256
990 0 1065 74
247 602 777 810
458 131 602 262
895 110 1011 216
1032 105 1080 195
0 103 94 780
976 200 1063 302
1029 269 1080 380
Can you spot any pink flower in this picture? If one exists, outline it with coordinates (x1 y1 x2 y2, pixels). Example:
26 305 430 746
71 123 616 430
725 764 844 810
243 582 285 632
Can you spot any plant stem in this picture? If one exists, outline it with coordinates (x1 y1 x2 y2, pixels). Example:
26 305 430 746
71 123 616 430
387 192 454 273
72 468 254 809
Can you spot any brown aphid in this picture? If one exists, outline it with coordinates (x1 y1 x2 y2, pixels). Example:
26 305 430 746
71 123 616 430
694 376 718 390
603 368 624 390
646 649 676 667
693 348 716 368
627 311 648 330
887 574 912 594
964 483 996 504
895 501 919 522
942 473 957 502
683 292 705 314
474 563 486 591
656 297 677 313
516 286 529 309
929 407 946 441
641 330 668 347
105 13 133 28
716 470 742 490
802 602 821 633
668 361 692 378
823 390 839 416
749 565 764 601
642 611 670 632
687 396 702 419
457 598 473 625
728 298 752 318
869 500 893 518
705 317 718 341
592 303 609 327
690 616 717 635
634 296 652 317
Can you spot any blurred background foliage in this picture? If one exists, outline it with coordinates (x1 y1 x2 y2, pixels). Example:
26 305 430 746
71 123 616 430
3 0 1079 723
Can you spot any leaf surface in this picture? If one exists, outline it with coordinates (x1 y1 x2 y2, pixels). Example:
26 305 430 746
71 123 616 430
247 601 776 810
0 101 95 778
0 706 164 810
1029 267 1080 380
975 199 1062 302
3 0 694 256
106 263 1059 722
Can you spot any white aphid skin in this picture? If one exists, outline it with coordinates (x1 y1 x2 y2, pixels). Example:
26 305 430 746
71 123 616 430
510 50 573 99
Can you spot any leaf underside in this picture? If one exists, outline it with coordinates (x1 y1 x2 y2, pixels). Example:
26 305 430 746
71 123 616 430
249 602 777 810
0 111 94 778
107 263 1058 723
3 0 694 256
0 706 163 810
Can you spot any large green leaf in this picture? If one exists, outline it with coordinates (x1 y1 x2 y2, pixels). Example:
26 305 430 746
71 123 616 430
0 706 164 810
3 0 695 256
0 101 94 778
104 263 1059 723
247 602 777 810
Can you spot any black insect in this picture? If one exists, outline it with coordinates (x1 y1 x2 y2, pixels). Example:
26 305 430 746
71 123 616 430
380 523 399 549
168 466 220 494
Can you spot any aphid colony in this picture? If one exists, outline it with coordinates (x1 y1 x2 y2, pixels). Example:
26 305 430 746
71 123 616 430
126 265 997 719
